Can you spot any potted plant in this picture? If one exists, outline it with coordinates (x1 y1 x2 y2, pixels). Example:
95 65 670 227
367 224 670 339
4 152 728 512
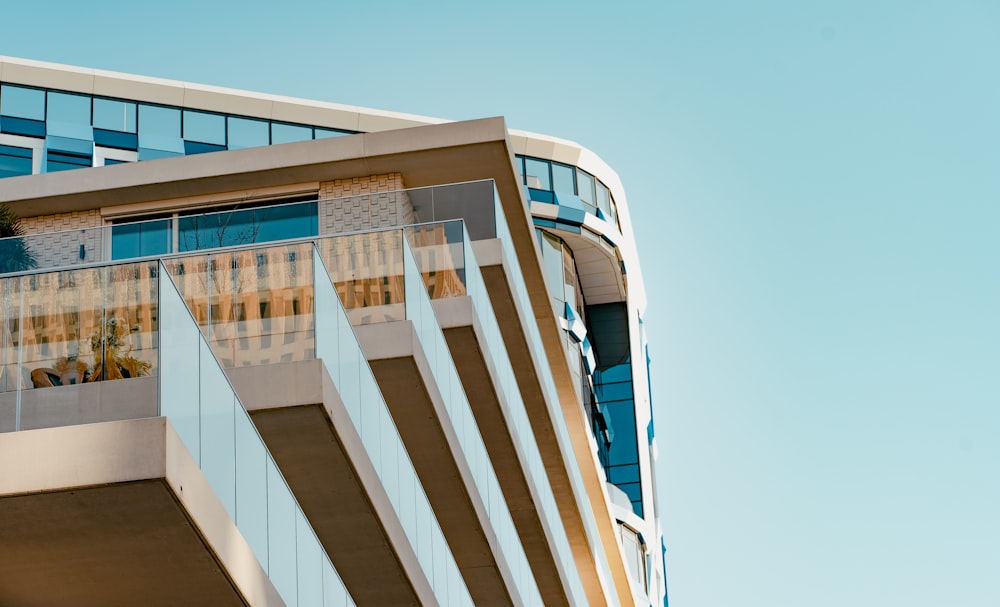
88 317 152 381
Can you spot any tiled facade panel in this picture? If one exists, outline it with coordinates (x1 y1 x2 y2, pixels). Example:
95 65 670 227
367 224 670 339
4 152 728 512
319 173 413 234
20 210 103 268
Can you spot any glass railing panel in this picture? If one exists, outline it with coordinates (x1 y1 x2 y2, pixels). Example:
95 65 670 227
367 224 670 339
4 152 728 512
234 408 269 571
405 222 467 300
408 180 498 241
402 239 544 606
18 267 103 390
0 275 19 431
266 455 299 604
297 508 324 606
103 263 159 382
227 244 316 367
199 338 237 519
492 185 620 605
312 246 473 607
316 230 405 326
158 269 203 463
159 263 354 606
162 254 213 336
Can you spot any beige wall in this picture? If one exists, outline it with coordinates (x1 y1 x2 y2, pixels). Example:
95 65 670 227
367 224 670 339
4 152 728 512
20 209 103 268
318 173 413 234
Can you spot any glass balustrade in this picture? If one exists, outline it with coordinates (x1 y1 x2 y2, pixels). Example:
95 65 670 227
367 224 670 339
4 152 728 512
0 179 611 606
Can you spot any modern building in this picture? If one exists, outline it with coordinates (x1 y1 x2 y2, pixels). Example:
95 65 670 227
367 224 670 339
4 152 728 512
0 56 666 607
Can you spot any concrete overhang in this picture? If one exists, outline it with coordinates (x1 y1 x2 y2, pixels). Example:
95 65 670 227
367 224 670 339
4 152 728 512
431 294 577 607
354 320 522 607
226 359 435 607
0 417 283 607
472 239 625 606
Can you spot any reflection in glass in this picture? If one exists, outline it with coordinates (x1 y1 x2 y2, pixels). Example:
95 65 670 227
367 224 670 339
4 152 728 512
139 105 181 137
524 157 550 190
317 231 405 325
552 162 576 195
577 169 596 205
183 110 226 145
0 85 45 120
93 98 137 133
47 92 90 125
111 218 171 260
227 117 269 149
271 122 312 145
0 145 33 179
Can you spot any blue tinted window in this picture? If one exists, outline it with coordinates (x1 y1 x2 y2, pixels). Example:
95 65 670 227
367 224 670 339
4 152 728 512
46 151 91 173
227 116 269 149
103 158 130 166
111 218 171 259
524 158 550 191
47 92 90 125
514 155 525 181
596 183 612 218
183 110 225 145
552 162 575 194
314 128 350 139
93 98 137 133
0 85 45 120
183 141 226 155
271 122 312 145
139 105 180 137
577 170 596 205
178 201 317 252
0 145 33 178
94 129 138 150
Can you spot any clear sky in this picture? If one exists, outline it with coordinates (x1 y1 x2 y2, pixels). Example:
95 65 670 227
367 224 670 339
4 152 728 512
3 1 998 605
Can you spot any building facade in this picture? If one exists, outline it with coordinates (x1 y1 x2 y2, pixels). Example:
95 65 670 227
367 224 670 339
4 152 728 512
0 56 666 607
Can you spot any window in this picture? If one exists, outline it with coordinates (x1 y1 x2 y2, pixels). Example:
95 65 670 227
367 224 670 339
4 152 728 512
271 122 312 145
138 105 180 137
47 92 90 125
0 85 45 120
182 110 225 145
551 162 576 195
93 98 137 133
524 157 551 190
227 117 269 149
577 169 596 205
0 145 33 178
46 150 91 173
111 217 171 260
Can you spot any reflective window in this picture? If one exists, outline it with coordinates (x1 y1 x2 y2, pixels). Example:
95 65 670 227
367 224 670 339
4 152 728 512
93 98 137 133
111 217 171 260
524 157 550 190
139 105 180 137
46 151 91 173
47 92 90 125
178 201 317 252
552 162 576 194
227 117 269 149
0 145 32 178
577 169 596 205
271 122 312 145
314 128 349 139
0 85 45 120
183 110 225 145
514 155 524 180
597 183 612 217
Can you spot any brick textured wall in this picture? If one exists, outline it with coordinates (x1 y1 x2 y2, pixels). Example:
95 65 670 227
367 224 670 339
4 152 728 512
318 173 413 234
20 210 104 268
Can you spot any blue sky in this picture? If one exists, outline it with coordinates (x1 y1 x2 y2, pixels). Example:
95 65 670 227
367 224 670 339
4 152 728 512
3 1 998 605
